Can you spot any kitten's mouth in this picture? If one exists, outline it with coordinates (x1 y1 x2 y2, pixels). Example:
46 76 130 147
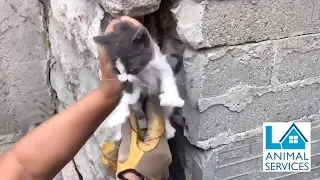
127 75 136 82
118 74 137 83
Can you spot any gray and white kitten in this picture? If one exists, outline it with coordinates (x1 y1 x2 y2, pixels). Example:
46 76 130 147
93 22 184 141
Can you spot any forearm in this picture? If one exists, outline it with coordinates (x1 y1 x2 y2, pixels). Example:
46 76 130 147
0 87 120 180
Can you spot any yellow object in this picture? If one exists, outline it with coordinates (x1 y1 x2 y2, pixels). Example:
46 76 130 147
101 97 172 180
101 141 119 178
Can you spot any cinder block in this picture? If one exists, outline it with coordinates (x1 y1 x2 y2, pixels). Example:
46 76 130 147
274 34 320 84
186 124 320 180
199 84 320 142
201 41 274 97
99 0 161 17
182 35 320 144
172 0 320 49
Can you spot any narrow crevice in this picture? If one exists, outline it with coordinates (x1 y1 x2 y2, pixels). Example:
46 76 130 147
4 0 18 12
143 11 163 46
39 0 50 36
72 159 84 180
38 0 58 116
137 1 189 179
98 4 113 33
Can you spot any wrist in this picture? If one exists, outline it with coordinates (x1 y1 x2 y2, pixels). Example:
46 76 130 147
96 87 121 110
98 85 122 101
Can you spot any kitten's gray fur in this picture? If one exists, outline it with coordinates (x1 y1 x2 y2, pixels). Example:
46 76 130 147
93 21 184 142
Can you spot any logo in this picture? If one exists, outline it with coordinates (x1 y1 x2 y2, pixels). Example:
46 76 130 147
263 122 311 172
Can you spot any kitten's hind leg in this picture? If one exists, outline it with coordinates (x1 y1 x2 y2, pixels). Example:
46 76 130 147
135 108 147 140
129 96 147 140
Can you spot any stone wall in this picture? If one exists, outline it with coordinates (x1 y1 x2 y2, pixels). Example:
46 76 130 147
1 0 320 179
177 0 320 179
0 0 55 135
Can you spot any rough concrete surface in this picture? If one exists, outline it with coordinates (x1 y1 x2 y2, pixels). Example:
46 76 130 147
186 119 320 180
2 0 320 179
52 173 64 180
60 161 81 180
0 132 22 155
172 0 320 49
183 34 320 146
99 0 161 17
49 0 115 179
0 0 55 135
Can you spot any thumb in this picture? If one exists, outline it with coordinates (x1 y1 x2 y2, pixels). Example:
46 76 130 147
97 46 115 79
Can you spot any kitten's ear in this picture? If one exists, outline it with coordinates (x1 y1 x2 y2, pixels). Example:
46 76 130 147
93 35 112 46
166 53 184 75
131 27 150 47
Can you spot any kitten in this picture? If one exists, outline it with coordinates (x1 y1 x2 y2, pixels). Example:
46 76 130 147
93 22 184 141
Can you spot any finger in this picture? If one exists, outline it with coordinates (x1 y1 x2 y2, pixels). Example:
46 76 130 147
98 46 111 67
97 45 116 79
120 16 143 27
105 18 121 34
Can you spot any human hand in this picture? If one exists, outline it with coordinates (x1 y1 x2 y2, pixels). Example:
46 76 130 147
97 16 144 100
101 96 172 180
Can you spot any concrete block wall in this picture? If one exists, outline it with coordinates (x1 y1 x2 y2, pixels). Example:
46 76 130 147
1 0 320 179
182 35 320 147
184 117 320 180
174 0 320 179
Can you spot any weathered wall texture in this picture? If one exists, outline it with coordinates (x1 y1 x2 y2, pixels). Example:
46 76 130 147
48 0 111 179
47 0 166 179
175 0 320 179
1 0 320 179
0 0 55 135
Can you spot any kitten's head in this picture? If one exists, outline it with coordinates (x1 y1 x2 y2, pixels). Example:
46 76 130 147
93 22 154 75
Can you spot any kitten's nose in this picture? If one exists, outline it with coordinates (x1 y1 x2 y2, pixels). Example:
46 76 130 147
127 75 135 82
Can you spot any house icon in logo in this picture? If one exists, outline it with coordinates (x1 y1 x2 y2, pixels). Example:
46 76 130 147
265 123 308 150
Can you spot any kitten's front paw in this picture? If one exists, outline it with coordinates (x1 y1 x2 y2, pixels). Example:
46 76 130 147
165 122 176 139
117 74 128 82
159 93 185 107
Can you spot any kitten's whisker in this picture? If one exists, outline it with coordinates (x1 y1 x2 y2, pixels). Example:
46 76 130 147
136 78 147 86
139 83 149 88
130 56 141 63
136 79 149 88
